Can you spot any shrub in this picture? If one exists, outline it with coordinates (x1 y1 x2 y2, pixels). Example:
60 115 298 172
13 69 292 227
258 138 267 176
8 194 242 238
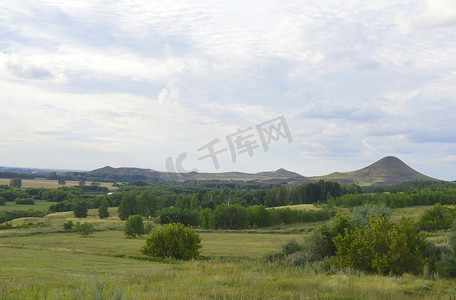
307 213 354 259
124 215 144 238
0 196 5 206
333 217 426 275
73 200 88 218
418 203 456 231
349 204 391 227
63 220 74 231
75 222 94 236
14 198 35 205
282 238 303 256
141 223 201 260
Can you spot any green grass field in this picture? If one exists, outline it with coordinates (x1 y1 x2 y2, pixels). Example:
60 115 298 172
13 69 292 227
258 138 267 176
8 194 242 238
1 206 456 299
0 199 53 211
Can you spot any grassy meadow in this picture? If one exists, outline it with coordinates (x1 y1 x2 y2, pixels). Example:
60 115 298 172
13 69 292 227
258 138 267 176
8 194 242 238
1 206 456 299
0 199 54 211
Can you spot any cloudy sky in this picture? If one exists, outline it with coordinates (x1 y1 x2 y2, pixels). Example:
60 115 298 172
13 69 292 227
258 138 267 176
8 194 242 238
1 0 456 180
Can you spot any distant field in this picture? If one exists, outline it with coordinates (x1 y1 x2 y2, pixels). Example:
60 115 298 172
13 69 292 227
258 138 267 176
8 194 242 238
0 199 53 211
270 203 322 210
0 178 117 189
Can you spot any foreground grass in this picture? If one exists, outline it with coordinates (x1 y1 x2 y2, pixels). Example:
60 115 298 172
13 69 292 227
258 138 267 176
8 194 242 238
1 245 456 299
1 205 456 298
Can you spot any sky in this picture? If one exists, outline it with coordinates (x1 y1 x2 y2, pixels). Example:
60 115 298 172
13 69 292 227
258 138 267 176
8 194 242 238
0 0 456 180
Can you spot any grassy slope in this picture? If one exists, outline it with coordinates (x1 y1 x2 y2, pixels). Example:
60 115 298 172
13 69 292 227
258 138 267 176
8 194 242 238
1 206 456 298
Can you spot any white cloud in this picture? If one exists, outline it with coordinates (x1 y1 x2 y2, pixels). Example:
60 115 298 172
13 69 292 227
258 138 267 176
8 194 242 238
0 0 455 179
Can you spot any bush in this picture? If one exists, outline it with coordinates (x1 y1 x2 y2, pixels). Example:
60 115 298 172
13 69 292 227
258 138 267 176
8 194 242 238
333 217 426 275
349 204 391 227
282 238 303 256
75 222 94 236
418 204 456 231
307 213 354 259
124 215 144 238
14 198 35 205
0 196 5 206
141 223 201 260
63 220 74 231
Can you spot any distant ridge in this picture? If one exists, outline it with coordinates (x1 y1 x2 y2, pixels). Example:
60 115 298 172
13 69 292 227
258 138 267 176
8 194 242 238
293 156 437 186
90 166 304 182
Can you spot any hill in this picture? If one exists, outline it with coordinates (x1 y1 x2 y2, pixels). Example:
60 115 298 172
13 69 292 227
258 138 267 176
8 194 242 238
90 166 304 182
293 156 437 186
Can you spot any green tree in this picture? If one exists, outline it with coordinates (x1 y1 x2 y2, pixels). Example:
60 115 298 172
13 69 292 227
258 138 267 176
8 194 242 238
79 180 86 186
73 200 88 218
9 178 22 188
137 191 157 219
58 179 66 185
118 193 137 220
124 215 145 238
190 194 199 210
141 223 201 260
98 199 110 219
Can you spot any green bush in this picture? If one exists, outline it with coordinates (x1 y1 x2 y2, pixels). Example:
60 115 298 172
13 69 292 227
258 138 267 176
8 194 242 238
307 213 354 259
0 196 5 206
141 223 201 260
333 217 426 275
14 198 35 205
418 203 456 231
349 204 391 227
75 222 94 236
282 238 303 256
63 220 74 231
124 215 144 238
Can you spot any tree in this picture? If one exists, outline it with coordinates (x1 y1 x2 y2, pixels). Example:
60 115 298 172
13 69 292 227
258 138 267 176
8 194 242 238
137 191 157 219
98 199 109 219
190 194 199 210
118 193 137 220
73 200 88 218
9 178 22 188
124 215 144 238
90 181 100 187
58 179 66 185
141 223 201 260
79 180 86 186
